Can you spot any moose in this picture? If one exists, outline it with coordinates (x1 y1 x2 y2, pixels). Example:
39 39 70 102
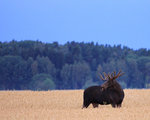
82 70 124 108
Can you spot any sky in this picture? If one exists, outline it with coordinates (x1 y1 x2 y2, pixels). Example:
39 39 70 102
0 0 150 50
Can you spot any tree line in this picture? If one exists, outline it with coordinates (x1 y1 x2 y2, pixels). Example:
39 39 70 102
0 40 150 90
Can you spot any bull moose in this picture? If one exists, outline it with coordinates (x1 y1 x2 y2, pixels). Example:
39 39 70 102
82 70 124 108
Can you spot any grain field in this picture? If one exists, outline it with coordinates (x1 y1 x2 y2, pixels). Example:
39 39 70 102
0 89 150 120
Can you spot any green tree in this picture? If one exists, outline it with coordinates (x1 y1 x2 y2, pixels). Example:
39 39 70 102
71 62 91 89
36 56 56 77
0 55 28 90
61 62 91 89
29 73 55 90
60 64 73 89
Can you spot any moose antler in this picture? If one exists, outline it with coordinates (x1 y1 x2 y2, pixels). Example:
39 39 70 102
100 72 108 81
111 70 124 80
100 72 110 80
100 70 124 81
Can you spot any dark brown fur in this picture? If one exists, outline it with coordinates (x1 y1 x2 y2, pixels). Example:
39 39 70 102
82 71 124 108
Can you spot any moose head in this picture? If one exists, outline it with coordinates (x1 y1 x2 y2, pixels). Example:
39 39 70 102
100 70 124 90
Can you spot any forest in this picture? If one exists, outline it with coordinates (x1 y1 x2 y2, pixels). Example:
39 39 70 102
0 40 150 90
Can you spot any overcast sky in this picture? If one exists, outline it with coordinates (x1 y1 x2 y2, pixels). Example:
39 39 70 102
0 0 150 49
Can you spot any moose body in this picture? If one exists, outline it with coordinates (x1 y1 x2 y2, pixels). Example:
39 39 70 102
82 71 125 108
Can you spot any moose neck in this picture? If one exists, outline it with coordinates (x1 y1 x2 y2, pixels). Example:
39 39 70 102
108 81 123 94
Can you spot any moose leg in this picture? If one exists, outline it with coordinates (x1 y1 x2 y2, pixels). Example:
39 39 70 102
82 100 91 108
111 103 117 108
116 100 123 108
82 103 90 108
92 103 99 108
117 104 121 108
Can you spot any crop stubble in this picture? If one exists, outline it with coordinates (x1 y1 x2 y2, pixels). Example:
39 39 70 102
0 89 150 120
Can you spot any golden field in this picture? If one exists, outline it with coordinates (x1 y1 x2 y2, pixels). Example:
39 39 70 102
0 89 150 120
